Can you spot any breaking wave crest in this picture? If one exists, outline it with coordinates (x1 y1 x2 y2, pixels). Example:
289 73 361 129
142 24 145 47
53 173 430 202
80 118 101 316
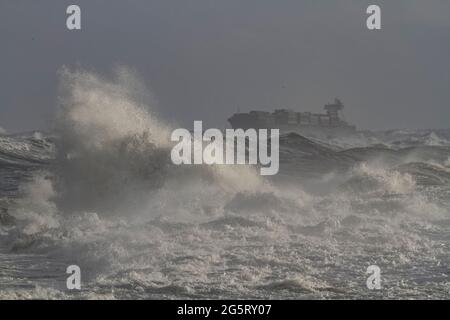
50 67 267 216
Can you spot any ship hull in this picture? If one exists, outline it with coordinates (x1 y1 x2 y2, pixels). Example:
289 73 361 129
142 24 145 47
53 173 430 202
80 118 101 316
228 118 356 137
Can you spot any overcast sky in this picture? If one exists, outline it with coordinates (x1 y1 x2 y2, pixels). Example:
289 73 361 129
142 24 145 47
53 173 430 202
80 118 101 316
1 0 450 133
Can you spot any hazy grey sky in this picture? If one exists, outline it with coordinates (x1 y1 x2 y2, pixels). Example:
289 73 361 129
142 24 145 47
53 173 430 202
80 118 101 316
1 0 450 133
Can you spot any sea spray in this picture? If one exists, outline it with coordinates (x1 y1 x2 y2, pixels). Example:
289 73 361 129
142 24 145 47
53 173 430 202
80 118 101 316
52 67 267 216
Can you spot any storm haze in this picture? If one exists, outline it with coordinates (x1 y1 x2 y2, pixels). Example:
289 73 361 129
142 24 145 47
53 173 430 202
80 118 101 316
1 0 449 133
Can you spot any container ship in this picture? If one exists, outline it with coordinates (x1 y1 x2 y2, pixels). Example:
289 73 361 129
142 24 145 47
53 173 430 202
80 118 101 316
228 99 356 136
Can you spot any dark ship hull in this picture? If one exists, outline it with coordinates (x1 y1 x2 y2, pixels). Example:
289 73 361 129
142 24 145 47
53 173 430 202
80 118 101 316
228 121 356 136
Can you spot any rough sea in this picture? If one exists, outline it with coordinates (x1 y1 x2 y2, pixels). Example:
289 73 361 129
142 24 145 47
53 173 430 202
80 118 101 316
1 69 450 299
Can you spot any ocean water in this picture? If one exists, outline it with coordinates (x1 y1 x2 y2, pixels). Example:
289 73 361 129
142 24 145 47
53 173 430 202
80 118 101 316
1 69 450 299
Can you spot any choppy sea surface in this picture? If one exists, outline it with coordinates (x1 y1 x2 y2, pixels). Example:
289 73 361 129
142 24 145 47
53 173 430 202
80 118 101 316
1 70 450 299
